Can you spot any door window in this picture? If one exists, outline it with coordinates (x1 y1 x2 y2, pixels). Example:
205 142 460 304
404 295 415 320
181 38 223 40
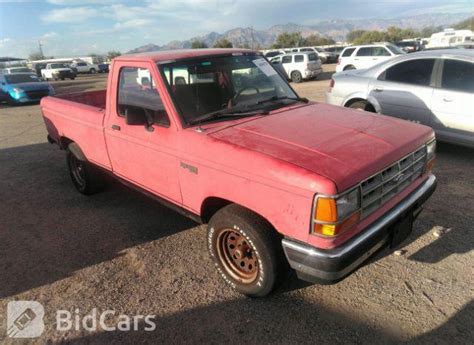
381 59 435 86
373 47 390 56
441 59 474 93
341 48 356 57
356 47 374 56
294 55 304 63
282 56 292 64
117 67 170 126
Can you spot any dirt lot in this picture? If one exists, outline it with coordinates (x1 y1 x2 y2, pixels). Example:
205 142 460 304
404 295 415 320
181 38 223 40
0 66 473 344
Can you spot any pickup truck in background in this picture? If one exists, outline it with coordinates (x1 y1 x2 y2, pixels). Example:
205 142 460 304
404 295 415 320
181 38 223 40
41 49 437 297
70 60 99 74
41 63 76 81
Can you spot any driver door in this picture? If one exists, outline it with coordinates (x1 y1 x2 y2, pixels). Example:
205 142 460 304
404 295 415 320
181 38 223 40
104 62 182 204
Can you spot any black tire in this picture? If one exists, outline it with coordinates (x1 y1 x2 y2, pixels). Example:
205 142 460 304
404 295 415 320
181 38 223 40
291 71 303 83
90 68 96 74
66 148 104 195
60 77 65 80
343 65 356 71
71 77 75 80
208 204 284 297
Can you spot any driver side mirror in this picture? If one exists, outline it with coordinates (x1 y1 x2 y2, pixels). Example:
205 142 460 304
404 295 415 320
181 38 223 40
124 106 155 132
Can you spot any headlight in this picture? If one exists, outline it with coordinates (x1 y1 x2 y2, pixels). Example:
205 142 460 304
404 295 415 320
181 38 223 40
427 139 436 161
12 87 23 93
312 188 361 237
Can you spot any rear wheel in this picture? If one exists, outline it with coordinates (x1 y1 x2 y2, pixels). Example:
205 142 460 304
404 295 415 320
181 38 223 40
291 71 303 83
66 148 104 195
208 204 284 297
348 100 375 112
90 68 96 74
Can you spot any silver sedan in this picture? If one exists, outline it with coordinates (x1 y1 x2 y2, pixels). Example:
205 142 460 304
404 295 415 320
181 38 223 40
326 49 474 148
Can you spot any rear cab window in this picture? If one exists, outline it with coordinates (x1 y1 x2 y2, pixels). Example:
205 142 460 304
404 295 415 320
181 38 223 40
117 67 170 127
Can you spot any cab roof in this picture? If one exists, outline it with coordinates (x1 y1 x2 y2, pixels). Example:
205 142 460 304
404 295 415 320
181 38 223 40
115 48 256 63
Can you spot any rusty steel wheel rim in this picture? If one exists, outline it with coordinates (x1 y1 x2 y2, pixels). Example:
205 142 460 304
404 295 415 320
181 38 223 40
216 229 259 284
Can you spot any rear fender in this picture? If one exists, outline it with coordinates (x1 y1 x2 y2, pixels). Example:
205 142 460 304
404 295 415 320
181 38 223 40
343 92 381 113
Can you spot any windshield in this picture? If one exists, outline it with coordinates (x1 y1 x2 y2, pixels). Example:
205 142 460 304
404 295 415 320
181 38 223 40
50 63 66 69
386 44 406 55
159 54 298 125
5 74 40 84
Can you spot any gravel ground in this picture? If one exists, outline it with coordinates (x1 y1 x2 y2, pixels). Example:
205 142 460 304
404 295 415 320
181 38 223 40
0 67 473 344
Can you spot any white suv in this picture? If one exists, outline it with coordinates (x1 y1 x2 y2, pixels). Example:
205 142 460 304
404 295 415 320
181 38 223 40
270 52 322 82
70 61 99 74
336 44 405 72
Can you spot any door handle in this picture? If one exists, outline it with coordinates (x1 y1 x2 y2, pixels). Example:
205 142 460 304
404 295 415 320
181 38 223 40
111 124 121 131
442 97 453 102
373 87 383 92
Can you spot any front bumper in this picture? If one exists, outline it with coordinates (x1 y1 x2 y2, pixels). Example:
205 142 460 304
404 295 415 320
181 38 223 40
282 174 437 284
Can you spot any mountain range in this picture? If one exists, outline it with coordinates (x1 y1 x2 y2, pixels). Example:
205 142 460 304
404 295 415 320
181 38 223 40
128 12 471 53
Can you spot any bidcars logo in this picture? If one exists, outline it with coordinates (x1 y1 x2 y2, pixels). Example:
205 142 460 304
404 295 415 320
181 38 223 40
7 301 45 338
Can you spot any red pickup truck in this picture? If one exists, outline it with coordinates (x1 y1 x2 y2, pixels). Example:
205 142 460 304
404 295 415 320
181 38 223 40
41 49 437 297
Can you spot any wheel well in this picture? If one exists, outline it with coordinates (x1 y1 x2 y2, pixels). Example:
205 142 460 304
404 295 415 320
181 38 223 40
59 136 73 150
344 98 376 112
200 197 232 223
343 65 355 70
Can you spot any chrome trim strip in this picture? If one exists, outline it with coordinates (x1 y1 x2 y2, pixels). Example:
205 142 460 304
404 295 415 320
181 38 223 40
286 174 436 261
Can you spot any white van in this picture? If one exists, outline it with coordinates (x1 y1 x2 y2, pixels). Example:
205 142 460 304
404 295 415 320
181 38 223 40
270 52 322 82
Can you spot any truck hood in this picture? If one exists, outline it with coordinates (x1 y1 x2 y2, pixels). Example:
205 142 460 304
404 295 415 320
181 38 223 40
209 103 433 192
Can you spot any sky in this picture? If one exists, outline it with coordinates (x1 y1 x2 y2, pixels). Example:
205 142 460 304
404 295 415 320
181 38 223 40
0 0 472 58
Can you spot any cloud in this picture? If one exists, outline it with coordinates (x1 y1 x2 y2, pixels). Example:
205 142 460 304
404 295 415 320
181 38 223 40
47 0 116 4
42 6 99 23
114 19 153 29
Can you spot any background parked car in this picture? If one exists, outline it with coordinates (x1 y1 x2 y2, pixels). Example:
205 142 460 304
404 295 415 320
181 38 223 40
98 63 110 73
326 49 474 147
270 52 322 82
395 39 423 53
336 43 405 72
70 61 99 74
2 67 35 74
312 47 338 63
41 63 76 81
324 46 346 59
0 73 54 105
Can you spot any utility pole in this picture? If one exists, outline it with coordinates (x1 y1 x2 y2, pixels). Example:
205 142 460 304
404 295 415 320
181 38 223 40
38 40 44 58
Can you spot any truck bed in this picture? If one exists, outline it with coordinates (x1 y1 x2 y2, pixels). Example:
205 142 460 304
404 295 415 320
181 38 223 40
40 89 111 170
56 89 106 109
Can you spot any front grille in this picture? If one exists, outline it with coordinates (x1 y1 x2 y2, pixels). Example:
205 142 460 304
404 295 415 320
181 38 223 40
360 145 427 218
25 90 49 99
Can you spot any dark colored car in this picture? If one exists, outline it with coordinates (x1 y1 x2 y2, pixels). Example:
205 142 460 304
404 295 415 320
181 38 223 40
0 73 54 105
98 63 109 73
396 40 423 53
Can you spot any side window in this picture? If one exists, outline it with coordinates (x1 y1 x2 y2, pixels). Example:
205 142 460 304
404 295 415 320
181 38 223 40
117 67 170 127
442 59 474 93
373 47 390 56
356 47 374 56
382 59 435 86
282 56 292 64
341 48 356 57
294 55 304 63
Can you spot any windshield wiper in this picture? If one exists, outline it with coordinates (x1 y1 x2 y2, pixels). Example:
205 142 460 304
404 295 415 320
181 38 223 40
189 108 269 126
256 96 309 106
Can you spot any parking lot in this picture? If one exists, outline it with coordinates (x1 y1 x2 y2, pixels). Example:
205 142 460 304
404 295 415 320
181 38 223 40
0 65 473 344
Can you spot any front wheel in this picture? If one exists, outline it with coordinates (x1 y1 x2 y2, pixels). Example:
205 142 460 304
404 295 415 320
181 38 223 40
66 148 104 195
90 68 96 74
208 204 284 297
